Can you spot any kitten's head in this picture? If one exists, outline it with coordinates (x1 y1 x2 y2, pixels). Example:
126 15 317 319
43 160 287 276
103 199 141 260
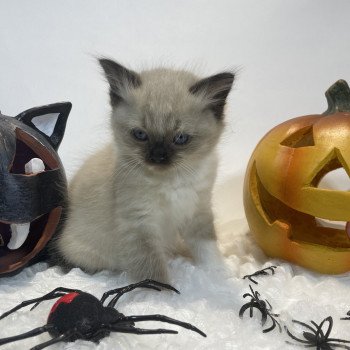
99 58 234 173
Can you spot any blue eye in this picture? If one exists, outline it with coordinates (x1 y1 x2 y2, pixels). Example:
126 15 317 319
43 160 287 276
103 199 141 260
173 133 190 145
132 128 148 141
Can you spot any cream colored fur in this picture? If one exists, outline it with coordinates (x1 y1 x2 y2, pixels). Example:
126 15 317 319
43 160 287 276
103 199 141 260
55 62 234 282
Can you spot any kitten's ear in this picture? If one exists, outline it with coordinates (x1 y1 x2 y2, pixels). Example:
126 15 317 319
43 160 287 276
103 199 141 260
189 72 234 119
15 102 72 150
99 58 142 106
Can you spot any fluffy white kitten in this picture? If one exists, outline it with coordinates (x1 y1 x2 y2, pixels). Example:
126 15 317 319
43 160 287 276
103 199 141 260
54 59 234 282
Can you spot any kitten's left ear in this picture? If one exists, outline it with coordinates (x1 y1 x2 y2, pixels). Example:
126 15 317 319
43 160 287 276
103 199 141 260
15 102 72 150
189 72 234 119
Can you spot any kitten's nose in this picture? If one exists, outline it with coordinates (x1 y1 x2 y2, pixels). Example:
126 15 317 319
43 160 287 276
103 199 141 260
149 145 168 164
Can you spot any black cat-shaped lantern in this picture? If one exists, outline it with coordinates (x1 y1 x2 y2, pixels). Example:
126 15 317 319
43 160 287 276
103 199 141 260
0 102 71 275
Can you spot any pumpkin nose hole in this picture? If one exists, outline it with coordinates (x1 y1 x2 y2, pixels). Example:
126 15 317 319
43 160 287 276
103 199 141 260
317 167 350 191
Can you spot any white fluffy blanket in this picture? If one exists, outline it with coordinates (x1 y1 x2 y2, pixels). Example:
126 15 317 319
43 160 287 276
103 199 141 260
1 198 350 349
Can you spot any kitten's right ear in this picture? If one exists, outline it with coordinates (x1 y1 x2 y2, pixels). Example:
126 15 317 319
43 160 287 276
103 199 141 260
99 58 142 106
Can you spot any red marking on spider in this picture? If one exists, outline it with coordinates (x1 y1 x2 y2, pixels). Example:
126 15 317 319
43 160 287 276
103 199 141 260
49 292 80 315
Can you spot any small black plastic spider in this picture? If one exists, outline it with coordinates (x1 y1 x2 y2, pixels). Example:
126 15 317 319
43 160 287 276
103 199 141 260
0 279 206 349
243 265 277 285
285 316 350 349
341 311 350 321
239 284 281 333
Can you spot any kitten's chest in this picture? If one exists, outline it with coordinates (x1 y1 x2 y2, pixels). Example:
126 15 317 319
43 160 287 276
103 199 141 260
150 179 199 224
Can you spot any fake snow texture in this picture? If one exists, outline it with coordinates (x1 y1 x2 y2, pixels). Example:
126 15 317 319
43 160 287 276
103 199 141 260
0 218 350 349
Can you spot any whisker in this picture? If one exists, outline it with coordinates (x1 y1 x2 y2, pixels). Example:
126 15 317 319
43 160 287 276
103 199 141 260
116 160 141 187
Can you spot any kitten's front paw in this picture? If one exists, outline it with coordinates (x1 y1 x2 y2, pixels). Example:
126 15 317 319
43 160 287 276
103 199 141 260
192 239 231 278
131 261 170 284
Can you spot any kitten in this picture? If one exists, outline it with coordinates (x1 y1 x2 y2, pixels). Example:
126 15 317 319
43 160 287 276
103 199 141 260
54 59 234 282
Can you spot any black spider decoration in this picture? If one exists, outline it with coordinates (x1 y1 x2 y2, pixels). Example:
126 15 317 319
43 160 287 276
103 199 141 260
239 284 281 333
285 316 350 349
341 311 350 321
0 279 206 349
243 265 277 285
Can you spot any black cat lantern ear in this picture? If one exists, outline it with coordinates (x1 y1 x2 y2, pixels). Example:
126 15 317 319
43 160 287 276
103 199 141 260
0 102 71 276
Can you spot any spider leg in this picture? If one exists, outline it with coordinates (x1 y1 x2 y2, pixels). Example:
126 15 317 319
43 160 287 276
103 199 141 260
249 305 254 318
239 303 252 319
101 279 179 307
243 266 277 284
0 287 82 320
317 316 333 339
262 321 276 334
328 338 350 344
239 302 268 326
104 324 178 335
292 319 318 334
326 344 350 350
249 285 255 294
120 314 206 337
267 266 277 274
284 325 311 344
243 275 258 284
30 329 82 350
0 324 53 345
263 315 281 333
285 340 313 348
341 311 350 320
263 299 274 313
242 293 253 299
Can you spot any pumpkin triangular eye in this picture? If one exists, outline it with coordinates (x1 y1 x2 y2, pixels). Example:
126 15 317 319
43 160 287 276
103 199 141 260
280 126 315 148
311 149 350 188
318 167 350 191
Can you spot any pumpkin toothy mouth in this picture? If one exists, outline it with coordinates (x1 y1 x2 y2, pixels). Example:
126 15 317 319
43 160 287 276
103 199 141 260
251 163 350 248
315 217 347 231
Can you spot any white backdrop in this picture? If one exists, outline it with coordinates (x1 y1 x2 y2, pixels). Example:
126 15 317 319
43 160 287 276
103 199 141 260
1 3 350 349
1 0 350 221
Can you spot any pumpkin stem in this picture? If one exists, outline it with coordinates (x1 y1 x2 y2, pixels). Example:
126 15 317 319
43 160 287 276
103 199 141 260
323 79 350 115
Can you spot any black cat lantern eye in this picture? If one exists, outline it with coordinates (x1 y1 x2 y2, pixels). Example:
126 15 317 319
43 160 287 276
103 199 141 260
0 102 71 276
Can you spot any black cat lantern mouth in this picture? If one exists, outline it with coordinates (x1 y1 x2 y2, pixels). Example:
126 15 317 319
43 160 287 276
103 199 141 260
0 102 71 275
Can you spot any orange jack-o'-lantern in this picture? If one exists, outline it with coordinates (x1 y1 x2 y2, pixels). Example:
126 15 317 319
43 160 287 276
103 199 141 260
244 80 350 274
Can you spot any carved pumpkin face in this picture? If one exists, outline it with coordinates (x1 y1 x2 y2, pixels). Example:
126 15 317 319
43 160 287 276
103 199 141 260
244 80 350 274
0 102 71 275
